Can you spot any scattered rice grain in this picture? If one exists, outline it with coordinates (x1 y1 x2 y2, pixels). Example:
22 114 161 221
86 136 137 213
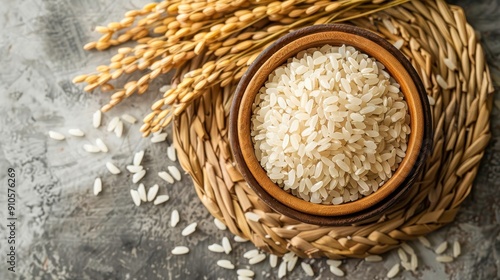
93 110 101 128
93 178 102 195
132 169 146 183
147 184 159 201
106 162 120 174
301 262 314 276
133 150 144 166
153 195 169 205
95 138 108 152
435 241 448 254
249 254 266 265
68 129 85 137
387 263 400 278
181 222 197 236
436 255 454 263
121 113 137 124
214 218 227 230
137 183 147 202
159 171 174 183
167 144 177 161
171 246 189 255
208 244 225 253
216 260 235 269
170 209 179 227
167 166 181 181
130 189 141 206
49 131 65 141
453 241 461 258
222 237 232 254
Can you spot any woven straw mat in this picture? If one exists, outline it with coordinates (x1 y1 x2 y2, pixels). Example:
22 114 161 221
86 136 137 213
172 0 495 259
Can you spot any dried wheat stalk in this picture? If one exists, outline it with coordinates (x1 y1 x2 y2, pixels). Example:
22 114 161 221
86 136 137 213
74 0 409 136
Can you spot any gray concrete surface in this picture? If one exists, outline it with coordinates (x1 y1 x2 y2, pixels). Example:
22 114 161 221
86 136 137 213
0 0 499 279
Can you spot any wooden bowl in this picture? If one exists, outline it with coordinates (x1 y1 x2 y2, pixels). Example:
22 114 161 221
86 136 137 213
229 24 433 226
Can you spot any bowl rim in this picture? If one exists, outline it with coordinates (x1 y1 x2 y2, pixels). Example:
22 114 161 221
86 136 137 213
229 24 433 225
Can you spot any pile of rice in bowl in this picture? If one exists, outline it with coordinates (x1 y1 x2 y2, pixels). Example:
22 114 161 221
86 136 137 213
251 44 411 205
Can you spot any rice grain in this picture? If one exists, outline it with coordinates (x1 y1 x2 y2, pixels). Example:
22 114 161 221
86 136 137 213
93 110 101 128
153 195 169 205
49 131 65 140
436 255 453 263
208 244 225 253
132 170 146 183
237 269 255 277
167 166 182 180
170 209 179 227
68 129 85 137
435 241 448 254
171 246 189 255
121 114 137 124
301 262 314 276
159 171 175 183
137 183 147 202
147 184 159 201
387 263 400 278
133 150 144 166
106 162 120 174
214 218 227 230
453 241 461 258
84 144 100 153
107 117 120 132
93 178 102 195
181 222 197 236
95 138 108 152
217 260 235 269
130 189 141 206
222 237 232 254
126 165 143 173
167 144 177 161
115 120 123 137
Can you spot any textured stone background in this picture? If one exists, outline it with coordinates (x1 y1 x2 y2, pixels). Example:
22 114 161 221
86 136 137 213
0 0 498 279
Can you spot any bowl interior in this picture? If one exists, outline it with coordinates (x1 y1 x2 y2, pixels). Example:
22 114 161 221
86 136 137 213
232 25 428 219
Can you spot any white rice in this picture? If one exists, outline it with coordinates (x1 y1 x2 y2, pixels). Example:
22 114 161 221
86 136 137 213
329 265 345 277
234 236 248 243
301 262 314 276
278 260 287 278
222 237 232 254
49 131 65 140
151 132 168 143
126 165 144 173
436 255 453 263
216 260 235 269
435 241 448 254
418 236 432 248
393 39 404 50
159 171 174 183
147 184 159 202
364 255 383 262
170 209 179 227
167 144 177 161
436 74 448 89
84 144 100 153
443 58 456 70
397 248 408 262
208 243 225 253
133 150 145 166
121 113 137 124
95 138 108 153
270 254 278 268
68 129 85 137
387 263 400 278
251 44 410 204
181 222 197 236
287 255 298 271
249 254 266 265
93 178 102 196
237 277 252 280
171 246 189 255
243 249 259 259
410 253 418 271
214 218 227 230
326 260 341 267
106 162 120 174
153 195 169 205
401 242 415 255
107 117 120 132
245 212 260 222
137 183 147 202
132 170 146 183
168 166 182 181
115 120 123 137
453 241 461 258
93 110 101 128
237 269 255 277
130 189 141 206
